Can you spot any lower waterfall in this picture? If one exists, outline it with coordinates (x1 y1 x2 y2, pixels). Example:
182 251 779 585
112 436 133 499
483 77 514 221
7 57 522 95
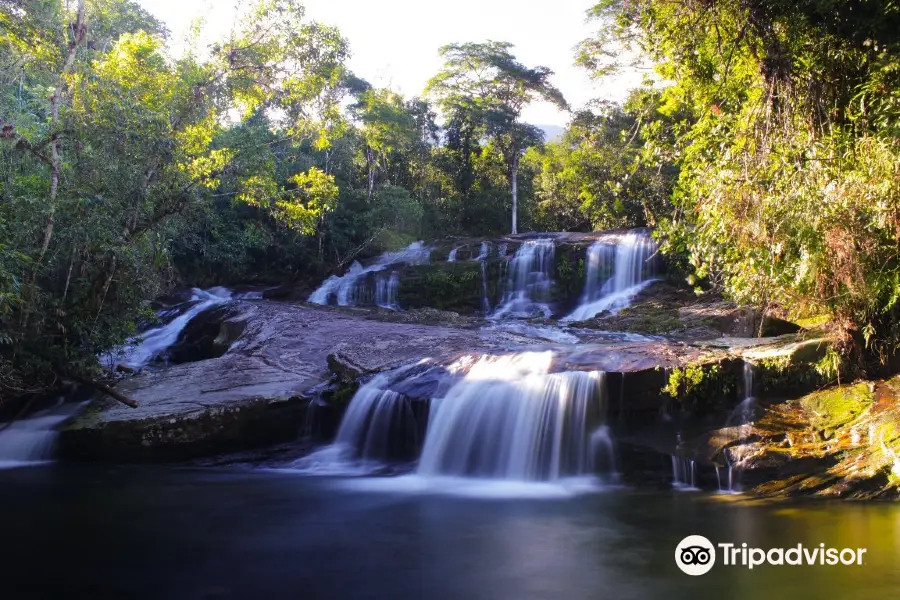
300 352 616 484
0 401 84 469
417 352 612 481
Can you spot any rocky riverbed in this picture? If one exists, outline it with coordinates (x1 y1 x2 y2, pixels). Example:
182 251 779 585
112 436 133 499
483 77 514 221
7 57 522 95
59 286 835 463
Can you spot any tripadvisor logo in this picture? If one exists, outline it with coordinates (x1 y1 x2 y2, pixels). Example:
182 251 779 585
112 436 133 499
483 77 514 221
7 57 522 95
675 535 867 576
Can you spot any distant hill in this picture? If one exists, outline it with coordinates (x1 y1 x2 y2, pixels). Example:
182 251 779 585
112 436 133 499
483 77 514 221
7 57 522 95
536 124 565 143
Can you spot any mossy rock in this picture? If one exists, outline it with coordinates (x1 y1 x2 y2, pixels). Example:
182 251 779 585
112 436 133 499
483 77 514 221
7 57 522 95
549 244 587 313
800 382 874 433
398 261 493 313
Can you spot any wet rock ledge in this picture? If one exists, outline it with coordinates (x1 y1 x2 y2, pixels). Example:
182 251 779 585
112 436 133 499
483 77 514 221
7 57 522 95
58 289 835 462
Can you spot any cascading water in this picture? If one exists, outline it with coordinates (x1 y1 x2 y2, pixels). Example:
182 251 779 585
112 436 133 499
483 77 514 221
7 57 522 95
479 261 490 314
0 401 83 469
417 352 614 481
447 247 460 262
671 456 698 490
300 352 615 484
577 241 616 308
474 241 491 314
491 239 555 319
375 271 400 310
111 287 233 369
308 242 430 307
293 363 440 473
720 362 757 493
563 231 659 321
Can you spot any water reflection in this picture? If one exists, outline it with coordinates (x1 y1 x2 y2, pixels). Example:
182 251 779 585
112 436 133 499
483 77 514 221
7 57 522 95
0 467 898 599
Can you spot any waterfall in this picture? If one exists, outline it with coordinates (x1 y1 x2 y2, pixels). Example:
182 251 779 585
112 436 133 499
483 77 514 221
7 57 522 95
563 231 659 321
447 247 460 262
110 287 233 369
308 242 430 307
292 364 433 473
579 241 617 307
671 456 697 490
0 401 83 469
479 261 491 314
491 239 555 319
298 351 615 483
475 242 491 314
720 362 757 493
375 271 400 310
742 361 755 401
498 243 508 258
417 352 613 481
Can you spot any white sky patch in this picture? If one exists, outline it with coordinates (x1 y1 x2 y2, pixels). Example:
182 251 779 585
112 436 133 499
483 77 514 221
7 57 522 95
137 0 645 127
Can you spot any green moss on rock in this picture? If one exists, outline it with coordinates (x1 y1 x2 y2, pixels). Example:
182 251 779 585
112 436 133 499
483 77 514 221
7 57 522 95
398 262 490 313
662 360 741 412
800 382 874 433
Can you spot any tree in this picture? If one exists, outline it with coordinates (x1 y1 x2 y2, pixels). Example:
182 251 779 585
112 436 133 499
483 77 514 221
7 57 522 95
426 41 567 233
528 92 679 231
352 88 417 203
0 0 360 400
585 0 900 360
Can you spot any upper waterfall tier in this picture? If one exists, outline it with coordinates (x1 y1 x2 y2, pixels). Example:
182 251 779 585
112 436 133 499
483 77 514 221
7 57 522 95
305 229 662 317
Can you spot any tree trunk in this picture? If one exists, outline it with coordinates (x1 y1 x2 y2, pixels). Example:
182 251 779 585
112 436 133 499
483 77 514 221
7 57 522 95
34 1 87 274
511 153 519 235
366 145 375 203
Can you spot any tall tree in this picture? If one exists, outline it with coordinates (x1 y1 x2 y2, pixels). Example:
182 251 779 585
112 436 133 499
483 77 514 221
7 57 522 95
426 41 567 233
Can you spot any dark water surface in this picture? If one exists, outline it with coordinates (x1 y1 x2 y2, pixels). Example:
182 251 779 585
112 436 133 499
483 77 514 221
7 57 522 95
1 465 899 599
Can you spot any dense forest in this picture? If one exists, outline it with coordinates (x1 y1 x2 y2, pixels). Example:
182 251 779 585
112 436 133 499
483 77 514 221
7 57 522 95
1 0 899 399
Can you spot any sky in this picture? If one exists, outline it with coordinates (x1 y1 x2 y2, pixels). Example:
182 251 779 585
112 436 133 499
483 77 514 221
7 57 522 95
136 0 645 127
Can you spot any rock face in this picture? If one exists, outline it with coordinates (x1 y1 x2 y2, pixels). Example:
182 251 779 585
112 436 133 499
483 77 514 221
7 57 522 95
60 286 834 463
61 303 498 461
624 376 900 500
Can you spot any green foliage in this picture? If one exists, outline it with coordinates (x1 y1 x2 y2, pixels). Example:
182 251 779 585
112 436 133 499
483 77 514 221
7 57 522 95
427 41 567 233
528 95 678 231
0 0 567 398
584 0 900 361
662 362 737 411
